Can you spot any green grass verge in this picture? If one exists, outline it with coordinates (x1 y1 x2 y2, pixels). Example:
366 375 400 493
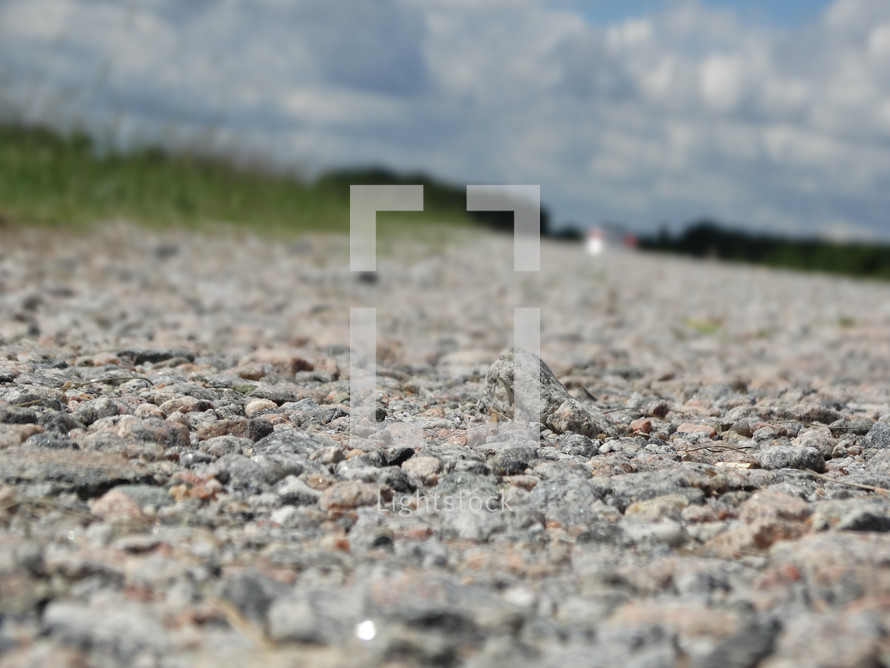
0 123 474 237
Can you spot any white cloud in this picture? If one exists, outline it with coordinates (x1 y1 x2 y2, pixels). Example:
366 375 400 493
606 19 652 50
700 55 745 112
1 0 890 240
0 0 76 41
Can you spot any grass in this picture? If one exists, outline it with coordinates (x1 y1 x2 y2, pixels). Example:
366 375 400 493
684 317 723 336
0 123 474 237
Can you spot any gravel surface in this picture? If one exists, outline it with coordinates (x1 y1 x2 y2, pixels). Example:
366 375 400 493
2 223 890 667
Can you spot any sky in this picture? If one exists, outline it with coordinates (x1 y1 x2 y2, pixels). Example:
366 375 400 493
578 1 825 28
1 0 889 240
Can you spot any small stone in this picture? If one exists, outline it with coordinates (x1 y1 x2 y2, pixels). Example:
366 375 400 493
402 456 443 480
210 453 303 490
199 435 251 457
117 346 195 365
828 418 875 436
762 609 884 667
112 484 173 509
0 485 16 521
708 490 811 556
245 399 278 417
465 424 490 448
0 423 45 449
233 362 269 381
237 349 314 376
23 433 79 450
196 418 274 442
479 348 616 438
491 445 537 476
793 403 843 425
159 397 213 415
267 590 361 644
624 520 687 548
252 429 336 456
739 490 812 523
504 475 539 491
134 403 164 419
168 471 222 502
42 601 170 658
92 414 189 448
557 432 598 457
72 397 128 425
836 508 890 532
0 448 155 499
318 481 389 510
276 476 322 506
759 446 825 472
630 418 653 434
320 533 351 553
676 423 717 438
730 418 758 438
547 397 615 438
270 506 299 526
794 426 837 458
308 445 344 465
861 421 890 450
384 447 415 466
91 352 122 366
681 504 718 523
217 571 285 627
89 489 148 523
831 444 848 459
644 400 671 418
625 494 691 521
0 405 39 424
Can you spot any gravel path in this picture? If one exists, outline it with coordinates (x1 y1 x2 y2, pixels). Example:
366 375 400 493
2 223 890 667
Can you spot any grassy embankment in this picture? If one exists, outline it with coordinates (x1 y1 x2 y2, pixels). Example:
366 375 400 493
0 124 474 239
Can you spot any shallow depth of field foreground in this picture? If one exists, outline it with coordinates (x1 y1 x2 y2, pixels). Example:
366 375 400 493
2 224 890 667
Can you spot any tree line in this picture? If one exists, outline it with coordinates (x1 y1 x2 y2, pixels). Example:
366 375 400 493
637 220 890 281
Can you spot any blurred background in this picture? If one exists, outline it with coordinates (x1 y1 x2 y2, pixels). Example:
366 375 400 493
1 0 889 276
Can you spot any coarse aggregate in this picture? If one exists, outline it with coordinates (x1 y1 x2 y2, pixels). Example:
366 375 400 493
1 223 890 667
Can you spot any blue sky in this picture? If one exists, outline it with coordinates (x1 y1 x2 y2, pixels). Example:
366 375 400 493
579 0 829 28
1 0 889 241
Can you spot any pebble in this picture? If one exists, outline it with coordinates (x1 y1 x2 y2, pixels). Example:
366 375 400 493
276 475 322 506
861 421 890 449
676 423 717 438
629 417 652 434
480 348 617 437
108 485 171 511
118 346 196 365
245 398 278 417
402 455 443 481
624 493 690 522
793 425 837 458
318 480 388 510
42 600 170 659
88 489 149 523
759 445 825 472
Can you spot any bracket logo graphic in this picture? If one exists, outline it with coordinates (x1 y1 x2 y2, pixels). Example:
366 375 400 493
349 184 543 449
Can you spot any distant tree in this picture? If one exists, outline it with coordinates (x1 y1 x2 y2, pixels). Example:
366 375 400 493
637 219 890 281
317 165 553 236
